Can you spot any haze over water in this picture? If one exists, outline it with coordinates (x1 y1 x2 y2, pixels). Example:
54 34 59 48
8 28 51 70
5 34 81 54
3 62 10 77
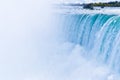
1 0 120 80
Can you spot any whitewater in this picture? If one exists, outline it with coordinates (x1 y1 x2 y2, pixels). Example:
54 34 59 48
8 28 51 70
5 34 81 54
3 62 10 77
1 0 120 80
43 6 120 80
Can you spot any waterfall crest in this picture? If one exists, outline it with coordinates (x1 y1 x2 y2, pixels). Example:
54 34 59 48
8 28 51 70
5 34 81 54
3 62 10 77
55 13 120 74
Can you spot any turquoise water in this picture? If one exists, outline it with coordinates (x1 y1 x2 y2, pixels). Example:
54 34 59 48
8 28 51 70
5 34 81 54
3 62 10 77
54 13 120 74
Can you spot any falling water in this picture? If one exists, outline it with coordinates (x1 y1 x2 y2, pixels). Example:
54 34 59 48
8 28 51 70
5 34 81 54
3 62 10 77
52 12 120 80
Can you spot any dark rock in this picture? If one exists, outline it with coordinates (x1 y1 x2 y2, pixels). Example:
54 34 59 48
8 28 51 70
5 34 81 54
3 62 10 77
101 6 104 8
83 4 94 10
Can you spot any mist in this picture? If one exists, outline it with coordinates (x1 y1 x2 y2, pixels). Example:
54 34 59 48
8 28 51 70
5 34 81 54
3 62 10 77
1 0 120 80
0 0 55 80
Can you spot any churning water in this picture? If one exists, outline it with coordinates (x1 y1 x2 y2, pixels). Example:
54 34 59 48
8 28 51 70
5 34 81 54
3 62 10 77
50 10 120 80
1 1 120 80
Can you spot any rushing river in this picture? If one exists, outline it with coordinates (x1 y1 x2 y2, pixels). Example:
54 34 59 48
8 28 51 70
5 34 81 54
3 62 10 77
49 6 120 80
1 2 120 80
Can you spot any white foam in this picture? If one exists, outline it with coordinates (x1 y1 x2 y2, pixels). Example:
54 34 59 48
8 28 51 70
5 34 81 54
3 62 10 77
53 5 120 15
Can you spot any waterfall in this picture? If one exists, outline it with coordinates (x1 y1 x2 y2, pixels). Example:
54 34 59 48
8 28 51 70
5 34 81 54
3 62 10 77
55 13 120 74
